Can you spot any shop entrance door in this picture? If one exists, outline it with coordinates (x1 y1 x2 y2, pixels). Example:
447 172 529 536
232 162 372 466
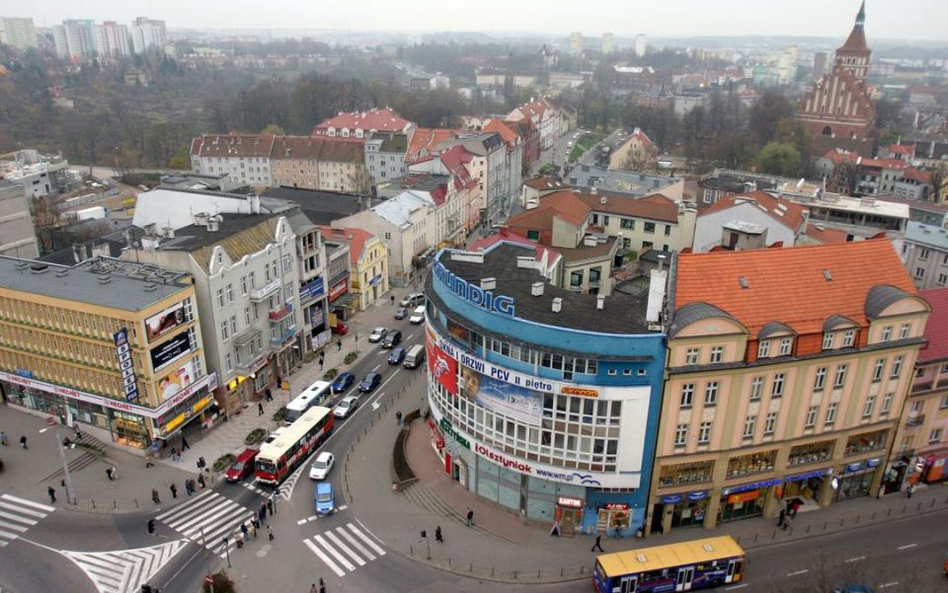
619 575 637 593
560 508 579 536
676 566 694 591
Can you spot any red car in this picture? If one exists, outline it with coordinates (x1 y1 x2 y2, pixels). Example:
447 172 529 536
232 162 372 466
331 322 349 336
225 448 259 482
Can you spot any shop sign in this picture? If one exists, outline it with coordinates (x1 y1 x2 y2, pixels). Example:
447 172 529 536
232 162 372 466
310 309 325 329
727 490 760 505
560 386 599 398
15 367 32 379
603 502 630 510
845 461 865 474
722 478 782 496
113 328 140 402
785 468 832 482
865 458 881 468
438 417 470 449
150 331 192 372
434 259 516 317
557 496 583 508
299 277 325 301
437 335 556 393
369 273 382 286
687 491 708 502
474 443 533 473
661 494 683 504
427 335 459 395
328 278 348 302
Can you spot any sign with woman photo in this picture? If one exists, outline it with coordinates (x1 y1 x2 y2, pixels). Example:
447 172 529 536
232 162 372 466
158 360 196 401
460 366 543 426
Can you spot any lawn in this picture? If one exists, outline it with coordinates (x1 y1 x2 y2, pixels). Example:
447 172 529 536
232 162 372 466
569 133 599 161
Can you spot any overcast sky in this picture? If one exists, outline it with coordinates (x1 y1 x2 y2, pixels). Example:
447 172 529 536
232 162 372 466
9 0 947 41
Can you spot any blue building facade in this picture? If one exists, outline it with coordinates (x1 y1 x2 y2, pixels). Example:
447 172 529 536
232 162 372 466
423 243 667 536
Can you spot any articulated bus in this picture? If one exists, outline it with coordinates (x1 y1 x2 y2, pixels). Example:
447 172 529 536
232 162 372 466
594 536 744 593
283 380 333 425
256 406 333 485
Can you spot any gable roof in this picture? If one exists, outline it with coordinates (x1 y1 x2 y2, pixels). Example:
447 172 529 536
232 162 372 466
673 238 916 337
699 190 807 230
505 190 591 229
312 108 412 135
577 192 680 224
919 288 948 363
370 191 433 227
406 128 462 163
193 134 275 158
320 226 375 266
802 223 850 245
157 213 284 273
483 118 520 149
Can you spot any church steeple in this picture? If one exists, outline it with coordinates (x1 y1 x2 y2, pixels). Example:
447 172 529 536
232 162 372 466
835 1 871 81
854 0 866 30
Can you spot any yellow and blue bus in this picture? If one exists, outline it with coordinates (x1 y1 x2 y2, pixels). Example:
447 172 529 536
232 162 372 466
593 535 745 593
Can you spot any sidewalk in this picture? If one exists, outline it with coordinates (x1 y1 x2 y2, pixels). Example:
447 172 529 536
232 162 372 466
344 382 948 584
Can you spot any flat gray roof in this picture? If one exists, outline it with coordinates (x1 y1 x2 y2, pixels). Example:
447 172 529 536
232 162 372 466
0 255 190 312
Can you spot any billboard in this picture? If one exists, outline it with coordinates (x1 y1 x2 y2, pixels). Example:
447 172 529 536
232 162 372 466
145 302 186 342
150 331 192 372
460 366 543 426
113 328 140 402
426 333 458 395
158 360 196 402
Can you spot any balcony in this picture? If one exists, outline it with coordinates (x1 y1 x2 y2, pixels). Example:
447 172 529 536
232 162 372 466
233 327 262 348
906 412 926 427
269 325 297 347
268 303 293 323
249 279 280 302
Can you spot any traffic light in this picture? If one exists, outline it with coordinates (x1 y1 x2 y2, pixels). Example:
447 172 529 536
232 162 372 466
147 519 155 534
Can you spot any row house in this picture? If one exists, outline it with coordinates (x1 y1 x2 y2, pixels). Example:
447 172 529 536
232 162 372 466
505 97 565 154
647 239 930 534
817 148 935 201
364 131 411 191
319 227 389 311
311 107 415 139
190 134 275 187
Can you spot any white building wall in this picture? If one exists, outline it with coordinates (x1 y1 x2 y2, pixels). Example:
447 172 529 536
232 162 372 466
692 203 798 252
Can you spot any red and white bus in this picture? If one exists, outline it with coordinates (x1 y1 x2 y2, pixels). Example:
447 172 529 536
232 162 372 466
255 406 333 485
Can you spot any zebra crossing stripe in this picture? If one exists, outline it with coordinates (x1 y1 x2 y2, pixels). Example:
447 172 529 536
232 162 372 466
304 538 345 578
347 523 385 556
0 493 54 547
155 490 214 522
313 533 356 571
324 530 365 566
0 510 38 525
336 527 375 561
1 494 56 512
0 500 48 519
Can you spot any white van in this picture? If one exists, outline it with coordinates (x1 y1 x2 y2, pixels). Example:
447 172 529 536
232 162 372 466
403 344 425 369
409 305 426 325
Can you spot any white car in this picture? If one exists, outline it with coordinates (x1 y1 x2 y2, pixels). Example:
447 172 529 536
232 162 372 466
333 396 359 418
368 327 388 343
409 305 425 325
309 451 334 480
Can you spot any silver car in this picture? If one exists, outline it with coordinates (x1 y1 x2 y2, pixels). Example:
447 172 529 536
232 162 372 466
368 327 388 343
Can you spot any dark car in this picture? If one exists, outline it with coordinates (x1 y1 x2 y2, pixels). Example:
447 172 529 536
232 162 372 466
225 448 259 482
394 306 408 320
331 372 355 394
358 372 382 393
387 347 406 365
382 330 402 349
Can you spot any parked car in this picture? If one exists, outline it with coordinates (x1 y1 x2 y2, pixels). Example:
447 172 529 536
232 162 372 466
388 347 406 365
331 372 355 394
358 372 382 393
331 322 349 336
315 482 334 515
400 293 426 308
403 344 425 369
333 396 359 418
308 451 335 480
409 306 425 325
394 306 408 320
225 448 259 482
382 330 402 349
368 327 388 343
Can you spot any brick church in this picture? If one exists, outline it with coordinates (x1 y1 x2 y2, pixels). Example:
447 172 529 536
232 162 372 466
796 2 878 156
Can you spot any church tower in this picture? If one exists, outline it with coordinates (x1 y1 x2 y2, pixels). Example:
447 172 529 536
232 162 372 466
834 1 871 81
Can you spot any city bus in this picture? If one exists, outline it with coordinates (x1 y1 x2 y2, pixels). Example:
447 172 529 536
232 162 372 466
283 380 332 425
255 406 333 485
593 535 744 593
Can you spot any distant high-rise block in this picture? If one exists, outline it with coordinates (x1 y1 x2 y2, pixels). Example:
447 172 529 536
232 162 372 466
131 16 166 54
634 34 647 58
601 32 614 55
570 32 582 56
813 51 828 79
0 17 37 50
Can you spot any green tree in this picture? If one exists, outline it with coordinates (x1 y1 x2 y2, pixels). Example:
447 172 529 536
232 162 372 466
749 90 794 146
260 123 285 135
169 149 190 170
757 142 802 177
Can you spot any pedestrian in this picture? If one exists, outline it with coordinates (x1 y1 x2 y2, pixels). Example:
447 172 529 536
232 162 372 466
151 488 161 504
48 486 56 503
396 410 402 425
550 520 561 537
877 484 885 499
267 499 274 515
435 525 443 542
319 578 326 593
235 530 243 548
106 466 115 481
259 504 267 523
20 435 27 449
198 473 206 489
169 483 177 499
319 358 324 370
778 509 787 528
265 387 273 402
791 500 800 518
390 295 395 305
74 424 82 441
907 483 916 498
466 508 474 526
241 522 248 541
185 480 193 496
0 431 6 446
336 340 342 352
591 533 604 553
267 525 274 541
310 585 318 593
258 402 265 416
251 517 260 538
181 436 190 451
170 446 178 462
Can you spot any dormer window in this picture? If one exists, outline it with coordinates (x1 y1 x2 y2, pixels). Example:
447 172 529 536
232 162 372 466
758 340 771 358
881 326 892 342
709 346 724 364
900 323 911 339
778 337 793 356
685 348 699 365
822 332 834 350
842 330 856 348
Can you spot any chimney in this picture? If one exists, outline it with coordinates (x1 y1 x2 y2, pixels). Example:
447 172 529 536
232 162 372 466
531 282 544 296
207 215 221 232
250 193 261 214
551 297 562 313
161 226 175 239
596 294 605 310
480 277 496 290
646 269 667 323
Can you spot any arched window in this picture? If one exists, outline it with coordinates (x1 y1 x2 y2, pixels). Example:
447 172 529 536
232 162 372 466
822 126 833 136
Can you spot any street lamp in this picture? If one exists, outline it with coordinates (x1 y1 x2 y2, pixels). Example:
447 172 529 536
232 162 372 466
221 535 232 568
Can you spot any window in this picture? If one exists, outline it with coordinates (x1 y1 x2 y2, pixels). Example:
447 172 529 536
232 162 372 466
527 230 539 240
881 392 893 416
891 355 903 378
758 340 771 358
778 337 793 356
282 253 291 273
570 271 583 287
680 384 694 408
822 332 834 350
881 326 892 342
825 402 838 425
772 373 785 398
750 376 764 401
226 283 234 304
863 395 876 418
764 412 778 435
675 424 688 447
743 415 756 439
620 218 634 229
842 330 855 347
685 348 699 365
216 288 225 308
929 428 943 444
941 395 948 409
664 224 671 236
229 315 237 334
919 248 930 260
698 422 712 444
872 358 885 382
900 323 911 339
249 271 256 289
710 346 723 363
939 274 948 286
220 320 230 340
814 367 827 391
644 221 656 234
805 406 818 428
225 352 233 371
240 276 248 296
834 364 848 388
704 382 718 406
244 307 251 325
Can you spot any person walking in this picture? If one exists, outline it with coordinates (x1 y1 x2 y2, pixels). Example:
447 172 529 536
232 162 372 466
907 483 916 498
74 424 82 441
435 525 443 543
267 499 274 515
550 520 561 537
258 402 265 416
170 446 178 462
465 508 474 526
395 411 402 425
265 387 273 402
106 466 115 481
251 517 260 538
47 486 56 504
319 358 324 370
310 585 318 593
591 533 604 553
778 509 787 528
241 522 248 542
169 483 178 499
336 340 342 352
267 525 274 541
790 500 800 518
19 435 27 449
0 430 8 446
151 488 161 504
259 503 267 523
198 472 206 489
181 436 190 451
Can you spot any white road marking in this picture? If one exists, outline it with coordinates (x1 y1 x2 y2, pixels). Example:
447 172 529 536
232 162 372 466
1 495 56 513
878 583 899 589
324 530 365 566
349 522 386 556
896 543 917 550
371 364 380 371
725 585 748 591
0 494 55 547
787 569 809 576
304 538 345 577
314 533 356 571
845 556 866 563
62 540 187 593
372 401 380 410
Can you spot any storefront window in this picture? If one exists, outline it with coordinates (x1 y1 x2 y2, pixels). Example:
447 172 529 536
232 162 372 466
788 441 834 466
112 411 149 449
658 460 714 487
836 470 874 501
718 487 769 523
845 430 887 455
670 498 708 528
726 450 777 479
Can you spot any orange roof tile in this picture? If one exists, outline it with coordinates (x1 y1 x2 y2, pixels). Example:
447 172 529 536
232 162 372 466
405 127 462 163
577 191 679 224
320 226 375 266
674 238 916 337
802 224 850 244
505 190 591 230
699 190 807 230
919 288 948 363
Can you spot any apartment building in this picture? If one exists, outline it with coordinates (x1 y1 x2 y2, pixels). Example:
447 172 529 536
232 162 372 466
0 17 37 50
319 227 389 311
0 181 39 258
93 21 131 58
53 20 95 60
283 210 330 353
364 132 410 190
647 239 930 534
130 17 166 54
0 256 213 449
901 222 948 290
191 134 275 187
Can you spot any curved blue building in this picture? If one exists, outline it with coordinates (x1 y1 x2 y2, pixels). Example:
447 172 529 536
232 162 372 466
423 241 667 536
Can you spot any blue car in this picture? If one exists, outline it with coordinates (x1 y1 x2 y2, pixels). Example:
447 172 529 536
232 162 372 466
332 372 355 394
315 482 334 515
387 347 406 365
358 372 382 393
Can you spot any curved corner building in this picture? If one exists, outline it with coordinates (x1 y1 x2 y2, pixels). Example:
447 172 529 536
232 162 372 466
423 241 666 535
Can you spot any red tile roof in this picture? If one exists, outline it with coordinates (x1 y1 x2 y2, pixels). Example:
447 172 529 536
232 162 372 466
438 145 476 191
577 191 680 224
483 118 520 149
802 224 850 244
193 134 275 157
312 108 413 136
902 167 933 184
506 190 591 230
470 228 560 261
821 149 861 166
405 128 463 163
674 238 916 339
524 177 567 191
888 144 914 155
320 226 375 266
918 288 948 363
699 190 807 230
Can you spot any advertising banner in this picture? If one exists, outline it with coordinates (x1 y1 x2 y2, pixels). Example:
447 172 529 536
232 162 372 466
113 328 140 402
328 278 348 302
150 331 192 372
145 301 186 342
158 360 196 402
426 333 458 395
460 366 543 426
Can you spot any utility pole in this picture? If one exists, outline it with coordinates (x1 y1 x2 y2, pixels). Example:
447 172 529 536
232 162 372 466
55 427 76 505
201 526 214 593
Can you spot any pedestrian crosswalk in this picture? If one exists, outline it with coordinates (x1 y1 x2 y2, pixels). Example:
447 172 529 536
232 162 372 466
0 493 55 548
155 490 254 554
62 540 186 593
302 522 386 578
239 476 293 500
239 479 270 497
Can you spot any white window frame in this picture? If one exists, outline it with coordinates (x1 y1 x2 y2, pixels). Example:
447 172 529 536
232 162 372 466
881 326 892 342
872 358 885 382
704 382 719 406
709 346 724 363
750 376 764 401
881 392 893 416
805 406 818 428
743 416 756 439
834 364 848 388
891 355 903 378
842 330 855 347
778 337 792 356
758 340 771 358
822 332 834 350
674 424 688 447
698 422 712 444
764 412 778 435
825 402 838 425
772 373 785 397
863 395 876 418
680 384 695 408
814 367 826 391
